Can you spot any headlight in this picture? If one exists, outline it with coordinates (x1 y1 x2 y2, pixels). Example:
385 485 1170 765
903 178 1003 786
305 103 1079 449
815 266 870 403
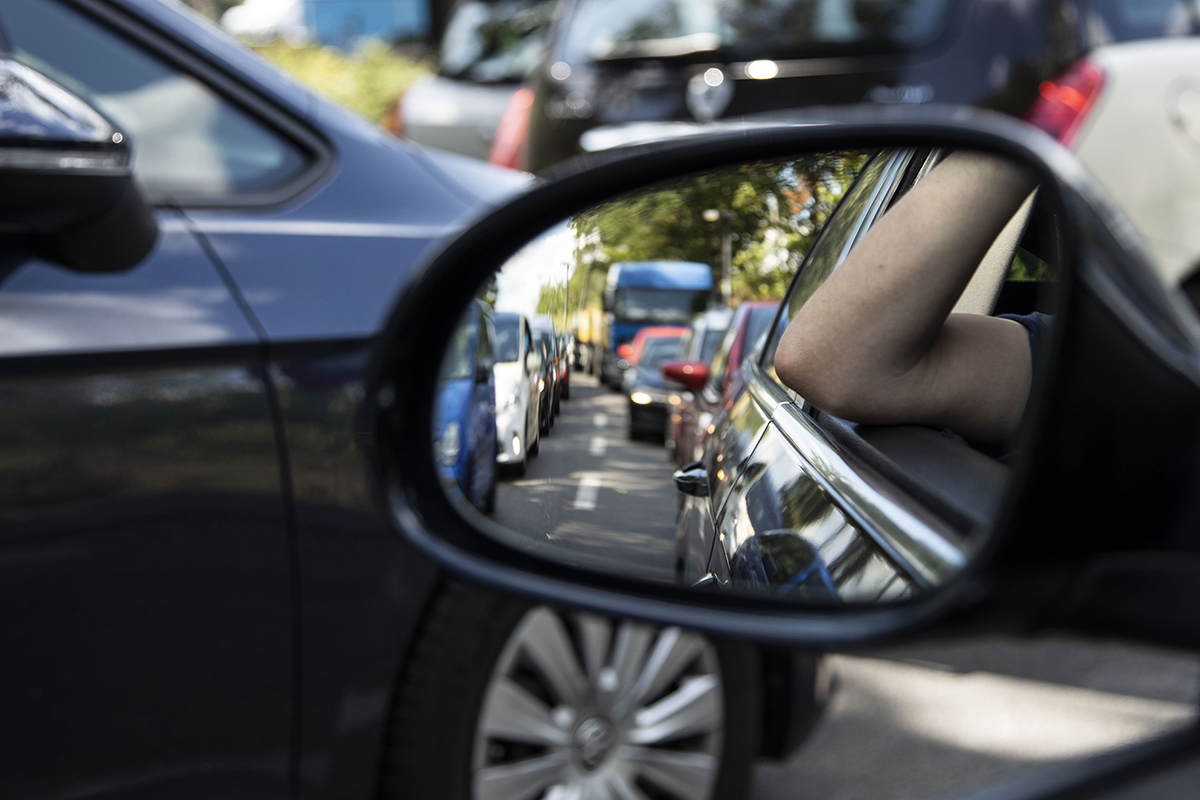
539 379 546 391
501 391 519 411
630 389 667 405
437 421 461 466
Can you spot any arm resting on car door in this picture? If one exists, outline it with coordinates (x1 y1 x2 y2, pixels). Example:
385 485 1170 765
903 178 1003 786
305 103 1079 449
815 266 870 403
774 150 1039 449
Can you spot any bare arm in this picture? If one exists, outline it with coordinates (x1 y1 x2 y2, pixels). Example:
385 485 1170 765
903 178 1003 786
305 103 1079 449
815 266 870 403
774 151 1039 448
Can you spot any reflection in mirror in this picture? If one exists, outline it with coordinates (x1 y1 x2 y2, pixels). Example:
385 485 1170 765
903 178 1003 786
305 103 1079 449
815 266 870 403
433 147 1058 605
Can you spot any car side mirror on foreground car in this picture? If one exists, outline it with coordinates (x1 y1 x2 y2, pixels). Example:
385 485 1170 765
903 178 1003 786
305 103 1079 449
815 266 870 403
0 58 156 272
371 107 1200 660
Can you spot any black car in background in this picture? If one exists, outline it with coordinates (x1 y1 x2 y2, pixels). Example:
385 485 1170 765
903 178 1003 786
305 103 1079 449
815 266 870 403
624 331 686 440
393 0 555 161
524 0 1195 170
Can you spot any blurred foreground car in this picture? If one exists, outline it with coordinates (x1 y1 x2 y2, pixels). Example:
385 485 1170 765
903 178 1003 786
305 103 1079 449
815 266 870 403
524 0 1198 170
0 3 759 799
435 299 498 513
1032 35 1200 287
393 0 554 161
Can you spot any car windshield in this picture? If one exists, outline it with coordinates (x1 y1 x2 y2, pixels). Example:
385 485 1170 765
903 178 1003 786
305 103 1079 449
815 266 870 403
743 304 780 364
639 337 683 368
614 288 710 323
494 317 521 362
441 313 476 381
560 0 958 64
1089 0 1200 41
440 0 554 82
700 328 726 363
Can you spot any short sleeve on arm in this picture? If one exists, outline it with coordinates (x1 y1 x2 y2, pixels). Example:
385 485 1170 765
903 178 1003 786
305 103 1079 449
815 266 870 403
997 311 1052 379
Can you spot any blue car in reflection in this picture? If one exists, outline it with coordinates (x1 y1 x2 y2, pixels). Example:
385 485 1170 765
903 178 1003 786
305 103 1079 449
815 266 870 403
435 300 499 513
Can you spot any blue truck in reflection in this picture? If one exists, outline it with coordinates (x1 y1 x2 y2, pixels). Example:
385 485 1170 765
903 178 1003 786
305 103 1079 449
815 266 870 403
598 261 714 388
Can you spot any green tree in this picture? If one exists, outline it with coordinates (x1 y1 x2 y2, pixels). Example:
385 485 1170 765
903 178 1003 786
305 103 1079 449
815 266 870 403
566 152 869 307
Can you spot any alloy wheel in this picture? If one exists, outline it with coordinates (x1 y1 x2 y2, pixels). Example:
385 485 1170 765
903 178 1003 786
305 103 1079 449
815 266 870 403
472 607 725 800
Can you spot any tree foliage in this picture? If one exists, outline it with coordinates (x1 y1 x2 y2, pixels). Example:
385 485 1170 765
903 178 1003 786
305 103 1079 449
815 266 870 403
564 152 870 311
255 39 431 125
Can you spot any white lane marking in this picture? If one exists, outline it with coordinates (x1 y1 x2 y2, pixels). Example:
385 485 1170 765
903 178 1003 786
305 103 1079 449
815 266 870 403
593 413 608 428
589 436 607 457
573 474 602 510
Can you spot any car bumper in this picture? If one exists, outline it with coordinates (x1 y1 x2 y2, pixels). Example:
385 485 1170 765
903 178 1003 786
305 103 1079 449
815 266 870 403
494 406 526 463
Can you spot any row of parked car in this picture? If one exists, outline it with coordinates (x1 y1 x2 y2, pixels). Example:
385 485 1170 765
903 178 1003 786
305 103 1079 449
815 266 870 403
436 304 573 512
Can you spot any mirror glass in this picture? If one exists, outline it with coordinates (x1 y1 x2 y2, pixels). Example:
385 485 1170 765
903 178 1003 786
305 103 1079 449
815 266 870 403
432 146 1057 604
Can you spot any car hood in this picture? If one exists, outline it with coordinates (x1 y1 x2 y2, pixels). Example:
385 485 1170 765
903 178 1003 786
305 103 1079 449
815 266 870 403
493 362 526 397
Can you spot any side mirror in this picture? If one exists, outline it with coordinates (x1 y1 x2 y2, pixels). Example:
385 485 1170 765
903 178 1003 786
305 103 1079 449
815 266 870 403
475 362 490 385
663 360 709 391
370 108 1200 659
0 59 157 272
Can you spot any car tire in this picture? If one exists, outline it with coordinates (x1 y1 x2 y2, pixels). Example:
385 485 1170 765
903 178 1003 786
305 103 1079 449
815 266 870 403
382 580 760 800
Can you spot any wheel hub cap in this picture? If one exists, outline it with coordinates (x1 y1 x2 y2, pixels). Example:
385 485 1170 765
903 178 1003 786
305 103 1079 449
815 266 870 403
573 715 615 770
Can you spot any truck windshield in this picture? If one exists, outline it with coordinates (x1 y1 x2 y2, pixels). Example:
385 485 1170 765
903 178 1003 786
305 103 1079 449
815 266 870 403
614 288 710 323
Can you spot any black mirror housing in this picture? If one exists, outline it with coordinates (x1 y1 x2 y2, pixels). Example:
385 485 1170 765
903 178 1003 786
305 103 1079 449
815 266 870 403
368 105 1200 654
0 59 157 271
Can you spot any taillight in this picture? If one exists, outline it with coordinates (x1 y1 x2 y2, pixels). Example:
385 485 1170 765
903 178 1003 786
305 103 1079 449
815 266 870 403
1023 60 1105 146
489 87 534 170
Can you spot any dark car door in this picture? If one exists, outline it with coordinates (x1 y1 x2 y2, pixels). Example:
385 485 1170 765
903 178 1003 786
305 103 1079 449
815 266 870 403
0 4 295 796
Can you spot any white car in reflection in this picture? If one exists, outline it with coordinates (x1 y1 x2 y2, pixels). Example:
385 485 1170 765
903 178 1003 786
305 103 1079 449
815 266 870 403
492 311 542 475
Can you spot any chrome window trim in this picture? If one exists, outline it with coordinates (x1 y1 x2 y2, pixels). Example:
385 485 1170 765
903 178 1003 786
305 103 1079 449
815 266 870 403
837 148 913 266
746 360 968 588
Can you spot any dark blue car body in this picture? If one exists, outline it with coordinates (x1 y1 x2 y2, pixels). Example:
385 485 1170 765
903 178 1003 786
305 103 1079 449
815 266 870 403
435 300 498 512
0 1 826 795
0 1 525 797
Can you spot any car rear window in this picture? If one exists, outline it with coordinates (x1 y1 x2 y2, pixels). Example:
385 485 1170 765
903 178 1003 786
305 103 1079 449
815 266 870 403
700 328 726 363
440 0 554 82
1088 0 1200 41
494 317 522 362
561 0 959 64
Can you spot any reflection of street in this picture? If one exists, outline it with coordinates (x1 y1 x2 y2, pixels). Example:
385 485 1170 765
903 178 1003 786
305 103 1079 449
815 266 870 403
494 371 677 584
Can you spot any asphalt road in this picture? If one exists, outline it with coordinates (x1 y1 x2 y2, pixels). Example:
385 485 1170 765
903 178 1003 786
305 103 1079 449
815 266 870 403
493 371 679 583
494 369 1200 800
753 635 1199 800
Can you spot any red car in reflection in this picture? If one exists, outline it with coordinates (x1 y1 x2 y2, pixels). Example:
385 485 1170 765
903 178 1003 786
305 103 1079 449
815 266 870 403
665 300 781 466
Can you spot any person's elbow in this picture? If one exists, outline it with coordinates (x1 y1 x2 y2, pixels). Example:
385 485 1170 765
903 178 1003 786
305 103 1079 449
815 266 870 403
775 332 893 422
